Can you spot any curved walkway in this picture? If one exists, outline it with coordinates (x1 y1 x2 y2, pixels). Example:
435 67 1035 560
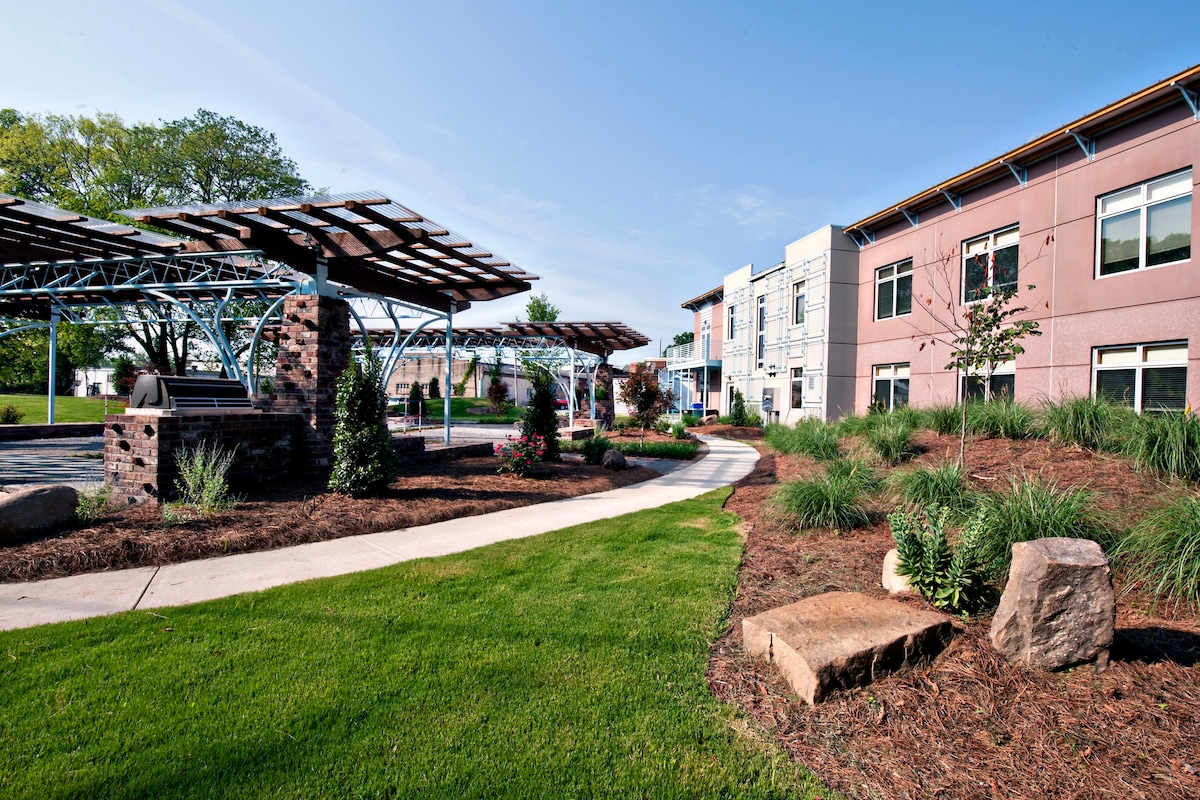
0 435 759 631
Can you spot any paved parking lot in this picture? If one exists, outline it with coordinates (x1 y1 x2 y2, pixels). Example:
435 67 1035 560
0 436 105 489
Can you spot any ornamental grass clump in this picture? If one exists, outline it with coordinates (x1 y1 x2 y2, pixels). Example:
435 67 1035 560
889 506 987 613
967 398 1040 440
1042 395 1131 452
771 459 875 532
173 439 238 513
1122 409 1200 481
494 434 547 477
865 414 918 465
888 462 975 520
1111 492 1200 609
926 404 962 436
763 417 840 461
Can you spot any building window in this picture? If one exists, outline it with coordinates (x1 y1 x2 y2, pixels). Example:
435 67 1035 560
872 363 910 410
1093 341 1188 413
792 281 806 325
1097 169 1192 276
875 260 913 320
961 360 1015 402
756 295 766 368
727 304 735 340
790 368 803 408
963 226 1019 303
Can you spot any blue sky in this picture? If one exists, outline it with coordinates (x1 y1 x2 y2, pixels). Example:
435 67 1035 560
2 0 1199 362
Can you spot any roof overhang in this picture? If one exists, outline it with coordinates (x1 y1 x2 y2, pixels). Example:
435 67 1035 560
681 285 723 310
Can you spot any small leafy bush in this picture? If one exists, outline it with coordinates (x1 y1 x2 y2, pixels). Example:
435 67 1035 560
494 434 547 477
926 404 962 436
967 399 1040 440
1122 409 1200 481
1111 492 1200 609
888 462 975 519
652 417 672 435
562 439 699 460
866 415 918 465
173 439 238 513
764 418 840 461
680 412 697 427
744 412 762 428
75 483 114 523
580 434 612 466
0 403 23 424
889 506 987 613
670 421 690 440
771 463 874 532
1042 395 1130 451
330 351 398 497
971 475 1106 576
730 390 749 426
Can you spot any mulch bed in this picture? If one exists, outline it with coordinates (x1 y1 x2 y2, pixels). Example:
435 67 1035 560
0 456 659 583
707 425 1200 800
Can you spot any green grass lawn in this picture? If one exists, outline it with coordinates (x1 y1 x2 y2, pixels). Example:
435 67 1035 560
0 490 828 799
0 393 125 424
443 396 524 423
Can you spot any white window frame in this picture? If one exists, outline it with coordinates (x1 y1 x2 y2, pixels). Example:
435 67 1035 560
1092 341 1188 413
960 359 1015 402
790 367 803 409
756 295 766 368
872 363 910 410
1096 168 1192 278
727 304 736 341
792 281 806 326
962 225 1019 303
874 259 913 321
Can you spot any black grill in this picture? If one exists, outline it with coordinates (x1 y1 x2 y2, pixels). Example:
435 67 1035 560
130 375 254 411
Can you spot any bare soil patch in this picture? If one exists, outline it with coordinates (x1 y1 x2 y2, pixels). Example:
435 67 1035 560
710 428 1200 799
0 456 658 583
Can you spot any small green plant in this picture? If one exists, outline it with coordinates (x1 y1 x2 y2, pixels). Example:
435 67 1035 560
407 381 426 416
561 439 699 460
652 417 671 435
971 475 1106 576
1122 409 1200 481
926 404 962 436
890 404 928 430
771 462 875 532
680 412 697 427
967 398 1039 439
744 411 762 427
729 390 748 427
825 457 882 493
889 506 987 613
1112 492 1200 609
834 412 876 438
866 414 918 465
888 462 974 519
1042 395 1130 451
670 421 690 440
329 350 398 498
580 434 612 466
763 418 840 461
0 403 23 424
173 439 238 513
75 483 114 523
494 434 547 477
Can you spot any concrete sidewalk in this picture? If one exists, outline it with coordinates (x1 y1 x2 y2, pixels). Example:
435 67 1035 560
0 435 759 631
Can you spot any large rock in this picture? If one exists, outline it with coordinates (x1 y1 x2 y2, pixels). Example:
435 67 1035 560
881 548 913 594
601 449 627 471
0 484 79 544
700 414 719 426
989 538 1115 671
743 591 953 705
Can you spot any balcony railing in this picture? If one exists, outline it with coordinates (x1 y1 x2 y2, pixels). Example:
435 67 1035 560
664 339 715 367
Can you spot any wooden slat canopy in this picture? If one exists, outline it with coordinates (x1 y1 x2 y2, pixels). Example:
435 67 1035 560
385 322 650 358
123 192 537 312
0 194 184 264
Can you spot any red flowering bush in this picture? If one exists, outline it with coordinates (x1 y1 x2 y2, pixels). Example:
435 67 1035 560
494 434 547 477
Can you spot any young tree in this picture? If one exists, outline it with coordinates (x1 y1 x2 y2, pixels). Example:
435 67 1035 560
484 360 510 409
406 381 424 418
427 376 441 401
522 292 560 322
521 365 561 461
729 389 749 427
329 350 397 498
618 368 675 445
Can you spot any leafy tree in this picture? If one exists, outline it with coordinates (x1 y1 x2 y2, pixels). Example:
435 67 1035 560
521 366 561 461
730 390 749 427
522 292 560 322
618 368 675 445
666 331 694 354
328 350 397 498
427 376 441 400
112 355 138 395
406 381 424 418
485 360 510 408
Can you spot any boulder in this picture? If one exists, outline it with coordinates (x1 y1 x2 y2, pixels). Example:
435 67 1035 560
743 591 953 705
989 538 1115 671
0 484 79 545
700 414 719 426
601 449 627 471
881 548 913 594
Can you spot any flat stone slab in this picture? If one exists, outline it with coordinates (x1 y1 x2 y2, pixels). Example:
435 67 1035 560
743 591 953 705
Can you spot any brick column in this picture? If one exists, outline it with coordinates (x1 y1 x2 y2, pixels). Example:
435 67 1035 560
270 294 351 475
595 362 615 429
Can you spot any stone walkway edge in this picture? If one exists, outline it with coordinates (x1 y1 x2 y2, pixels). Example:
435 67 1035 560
0 435 759 631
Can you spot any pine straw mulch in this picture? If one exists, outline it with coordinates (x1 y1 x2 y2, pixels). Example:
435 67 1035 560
0 456 661 584
706 425 1200 800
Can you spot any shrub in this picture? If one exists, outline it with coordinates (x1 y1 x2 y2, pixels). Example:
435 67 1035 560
173 439 238 512
1042 395 1129 451
763 418 840 461
1112 492 1200 609
329 351 398 498
888 462 974 519
75 483 114 523
407 381 425 417
486 378 510 409
744 411 762 428
618 370 675 439
652 417 671 435
865 414 918 465
680 412 697 427
561 439 700 460
0 403 23 424
771 463 874 532
1122 410 1200 481
889 506 987 613
112 355 137 395
730 390 748 426
971 475 1106 577
670 421 690 440
926 404 962 436
494 434 547 477
521 368 560 461
427 376 441 400
580 434 612 466
967 398 1039 440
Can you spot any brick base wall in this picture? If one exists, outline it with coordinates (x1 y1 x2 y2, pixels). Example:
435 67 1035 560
105 412 305 503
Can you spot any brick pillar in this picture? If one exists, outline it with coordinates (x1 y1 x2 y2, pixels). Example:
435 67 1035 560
271 294 350 475
595 362 615 429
